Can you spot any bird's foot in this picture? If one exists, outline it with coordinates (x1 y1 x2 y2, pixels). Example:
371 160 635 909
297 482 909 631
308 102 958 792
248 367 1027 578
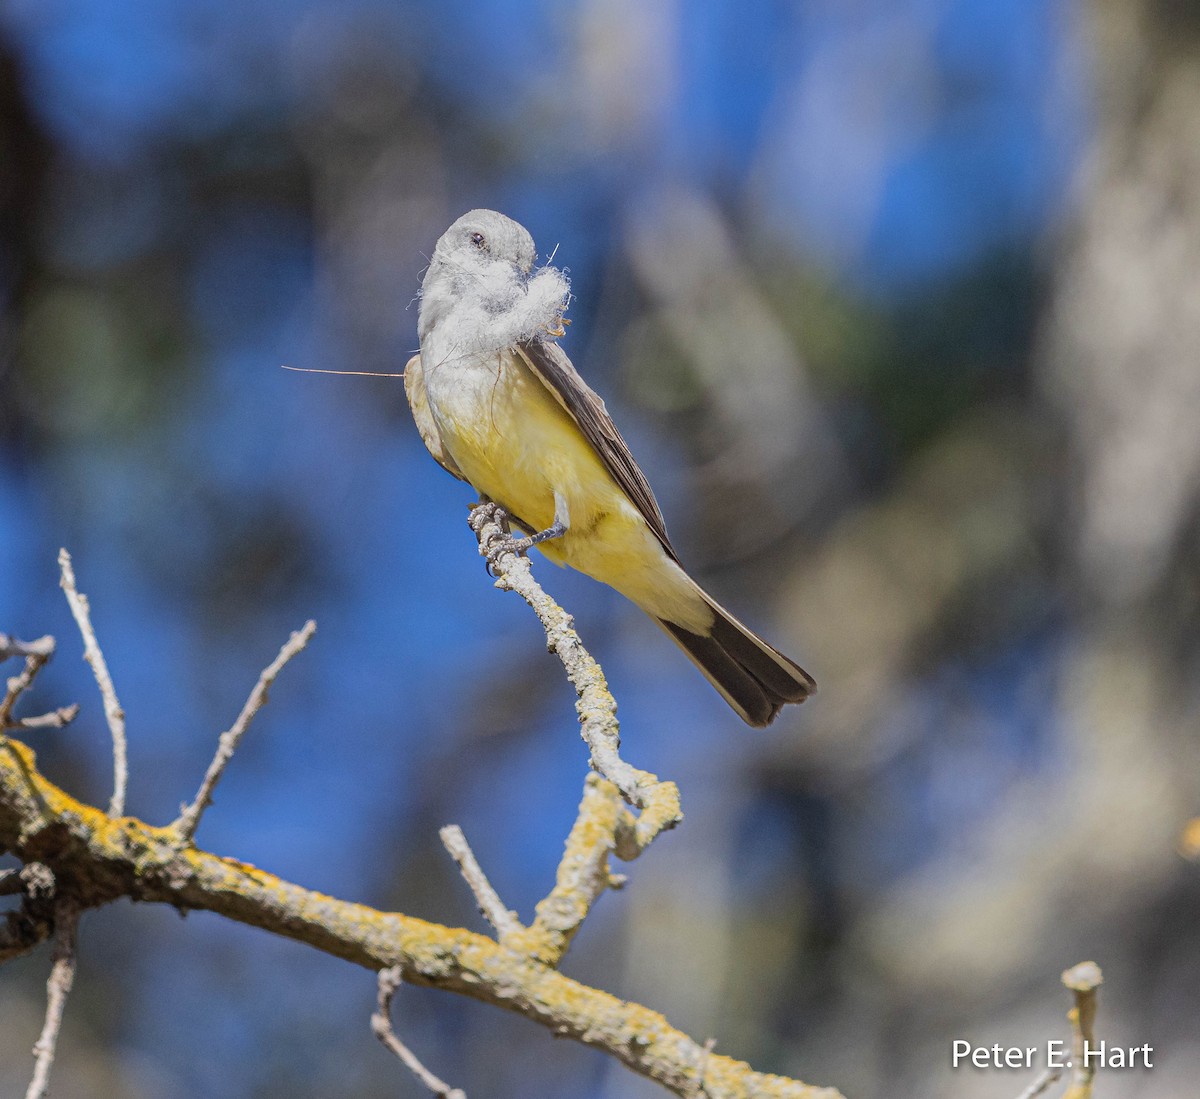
469 499 508 534
476 514 567 576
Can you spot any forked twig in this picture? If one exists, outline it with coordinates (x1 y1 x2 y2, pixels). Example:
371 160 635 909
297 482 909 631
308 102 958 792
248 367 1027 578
372 967 466 1099
0 635 56 730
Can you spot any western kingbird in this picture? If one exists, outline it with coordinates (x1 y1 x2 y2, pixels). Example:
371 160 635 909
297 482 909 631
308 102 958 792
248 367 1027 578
407 209 814 725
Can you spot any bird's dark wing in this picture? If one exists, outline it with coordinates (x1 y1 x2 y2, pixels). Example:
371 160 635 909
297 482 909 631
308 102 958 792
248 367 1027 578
515 339 677 560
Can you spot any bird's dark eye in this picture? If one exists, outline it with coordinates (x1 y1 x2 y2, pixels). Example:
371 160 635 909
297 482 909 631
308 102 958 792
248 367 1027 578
470 231 486 249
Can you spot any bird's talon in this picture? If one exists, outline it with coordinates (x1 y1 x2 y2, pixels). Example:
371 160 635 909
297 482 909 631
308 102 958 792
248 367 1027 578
483 534 533 575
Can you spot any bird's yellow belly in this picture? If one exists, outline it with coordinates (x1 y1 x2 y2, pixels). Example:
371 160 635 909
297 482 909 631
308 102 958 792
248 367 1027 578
426 349 708 631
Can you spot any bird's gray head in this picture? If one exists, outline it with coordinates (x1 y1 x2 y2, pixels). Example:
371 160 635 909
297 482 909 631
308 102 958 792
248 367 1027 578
432 209 537 278
419 209 570 351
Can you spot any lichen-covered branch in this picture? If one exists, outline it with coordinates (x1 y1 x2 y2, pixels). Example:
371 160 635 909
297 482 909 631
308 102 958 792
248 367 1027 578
459 501 688 965
515 772 629 965
468 501 682 855
0 541 838 1096
0 737 843 1099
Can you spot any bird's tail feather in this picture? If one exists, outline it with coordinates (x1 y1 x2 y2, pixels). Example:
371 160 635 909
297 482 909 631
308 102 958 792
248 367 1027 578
656 591 815 727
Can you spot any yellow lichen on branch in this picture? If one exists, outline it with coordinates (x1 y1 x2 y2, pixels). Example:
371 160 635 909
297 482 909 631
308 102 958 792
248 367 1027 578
0 736 842 1098
469 503 683 856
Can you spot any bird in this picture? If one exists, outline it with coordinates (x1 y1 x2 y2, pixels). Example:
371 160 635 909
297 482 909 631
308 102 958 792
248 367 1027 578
406 209 814 726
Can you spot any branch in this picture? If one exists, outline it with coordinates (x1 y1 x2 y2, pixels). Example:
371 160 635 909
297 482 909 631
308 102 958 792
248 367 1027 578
459 502 691 965
439 825 522 942
1014 1066 1063 1099
0 737 843 1099
57 550 128 817
372 967 467 1099
518 772 629 965
468 503 681 855
6 705 80 731
172 620 317 841
441 774 633 967
0 534 837 1097
0 635 56 730
25 902 79 1099
1061 961 1103 1099
0 634 56 664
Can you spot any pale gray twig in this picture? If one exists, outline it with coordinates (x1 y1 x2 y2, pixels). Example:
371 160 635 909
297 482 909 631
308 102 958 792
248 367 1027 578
439 824 522 941
7 705 80 732
0 635 56 730
173 620 316 841
372 967 466 1099
1015 1065 1063 1099
0 634 56 664
25 903 79 1099
58 550 128 817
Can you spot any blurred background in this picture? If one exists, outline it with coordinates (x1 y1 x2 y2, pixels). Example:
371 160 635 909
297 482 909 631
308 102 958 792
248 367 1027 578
2 0 1199 1096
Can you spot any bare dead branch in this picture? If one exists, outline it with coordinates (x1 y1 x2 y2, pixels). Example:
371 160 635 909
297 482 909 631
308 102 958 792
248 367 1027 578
7 704 80 732
0 736 844 1098
1061 961 1103 1099
1014 1065 1063 1099
25 902 79 1099
172 620 317 841
468 502 682 855
0 634 56 664
57 550 128 817
372 967 467 1099
0 635 56 730
439 824 523 942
